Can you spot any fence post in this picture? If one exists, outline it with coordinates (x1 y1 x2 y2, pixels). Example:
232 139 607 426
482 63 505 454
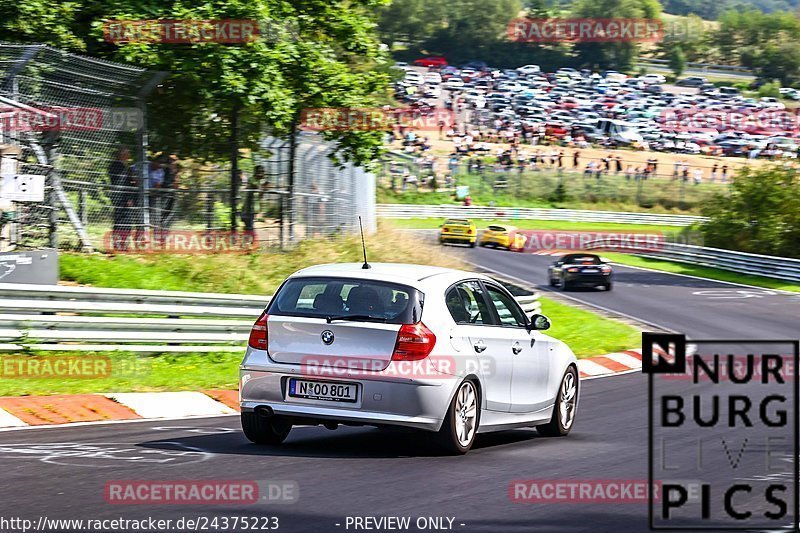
48 178 58 249
78 189 87 227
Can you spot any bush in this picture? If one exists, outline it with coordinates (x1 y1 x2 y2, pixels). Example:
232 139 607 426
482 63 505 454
757 81 781 98
700 166 800 258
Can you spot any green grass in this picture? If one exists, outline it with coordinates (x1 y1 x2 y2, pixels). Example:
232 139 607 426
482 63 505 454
602 252 800 293
378 171 727 214
59 226 463 295
0 351 241 396
26 228 644 396
539 296 640 358
387 217 682 234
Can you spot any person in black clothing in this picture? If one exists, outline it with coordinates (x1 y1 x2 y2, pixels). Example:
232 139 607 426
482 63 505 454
108 148 136 250
240 169 256 233
572 150 580 169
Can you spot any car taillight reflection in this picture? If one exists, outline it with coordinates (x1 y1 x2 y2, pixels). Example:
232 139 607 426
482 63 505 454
392 322 436 361
248 311 269 350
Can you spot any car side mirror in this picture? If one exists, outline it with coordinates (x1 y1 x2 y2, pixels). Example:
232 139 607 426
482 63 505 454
528 313 551 331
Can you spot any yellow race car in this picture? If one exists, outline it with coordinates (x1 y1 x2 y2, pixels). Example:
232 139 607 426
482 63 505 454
479 224 518 249
439 218 477 247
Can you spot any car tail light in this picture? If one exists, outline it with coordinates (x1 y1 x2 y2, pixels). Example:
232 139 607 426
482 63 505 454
392 323 436 361
248 311 269 350
601 265 612 273
566 267 579 273
442 227 450 233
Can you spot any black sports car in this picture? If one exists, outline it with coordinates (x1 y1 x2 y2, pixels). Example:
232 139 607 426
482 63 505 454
548 253 613 291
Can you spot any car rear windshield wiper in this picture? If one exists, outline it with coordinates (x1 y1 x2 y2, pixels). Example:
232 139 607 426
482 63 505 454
325 314 389 324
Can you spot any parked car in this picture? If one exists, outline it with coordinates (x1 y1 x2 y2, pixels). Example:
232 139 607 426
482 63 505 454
641 74 666 84
675 76 707 87
413 56 448 68
517 64 541 75
240 263 580 454
548 253 613 291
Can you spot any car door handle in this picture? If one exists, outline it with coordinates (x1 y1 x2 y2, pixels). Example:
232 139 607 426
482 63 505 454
473 340 487 353
512 341 523 355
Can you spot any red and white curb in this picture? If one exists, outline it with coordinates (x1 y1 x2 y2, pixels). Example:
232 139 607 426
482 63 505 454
577 348 643 378
0 350 644 428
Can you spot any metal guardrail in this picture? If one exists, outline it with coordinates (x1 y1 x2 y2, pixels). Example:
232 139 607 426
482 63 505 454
378 204 705 226
638 58 754 75
583 239 800 283
0 284 540 351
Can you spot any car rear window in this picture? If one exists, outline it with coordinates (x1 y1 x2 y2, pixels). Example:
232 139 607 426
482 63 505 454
444 219 470 226
487 225 507 232
268 276 424 324
563 255 602 265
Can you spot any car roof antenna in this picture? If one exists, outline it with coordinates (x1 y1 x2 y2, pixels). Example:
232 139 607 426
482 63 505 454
359 216 371 270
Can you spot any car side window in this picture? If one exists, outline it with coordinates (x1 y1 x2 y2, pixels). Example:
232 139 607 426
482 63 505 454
445 281 492 325
485 285 528 328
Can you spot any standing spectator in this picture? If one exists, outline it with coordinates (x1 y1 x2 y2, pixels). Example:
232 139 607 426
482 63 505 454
438 120 445 140
572 150 580 170
108 147 136 250
241 169 256 233
710 163 718 183
160 154 180 227
693 168 703 185
721 165 729 183
615 155 623 175
647 157 658 176
625 165 634 180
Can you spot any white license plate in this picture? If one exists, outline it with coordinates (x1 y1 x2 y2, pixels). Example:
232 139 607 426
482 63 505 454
288 379 358 403
582 268 599 273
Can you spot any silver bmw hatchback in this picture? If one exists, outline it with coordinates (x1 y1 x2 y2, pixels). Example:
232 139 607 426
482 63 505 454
240 263 579 454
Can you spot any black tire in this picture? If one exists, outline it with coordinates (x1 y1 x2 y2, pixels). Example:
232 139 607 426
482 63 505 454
436 380 480 455
561 279 571 291
604 281 613 291
548 276 557 287
469 241 476 248
537 367 578 437
241 412 292 445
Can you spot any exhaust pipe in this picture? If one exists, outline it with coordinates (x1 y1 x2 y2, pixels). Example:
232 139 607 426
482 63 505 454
255 406 274 418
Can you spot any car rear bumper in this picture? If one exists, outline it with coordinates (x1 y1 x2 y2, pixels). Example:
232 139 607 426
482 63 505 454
441 234 476 243
240 356 457 432
565 274 611 286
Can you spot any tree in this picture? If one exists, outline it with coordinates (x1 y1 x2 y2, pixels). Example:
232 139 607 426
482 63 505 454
424 0 522 61
378 0 446 49
668 45 686 78
0 1 392 167
701 166 800 258
570 0 662 71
